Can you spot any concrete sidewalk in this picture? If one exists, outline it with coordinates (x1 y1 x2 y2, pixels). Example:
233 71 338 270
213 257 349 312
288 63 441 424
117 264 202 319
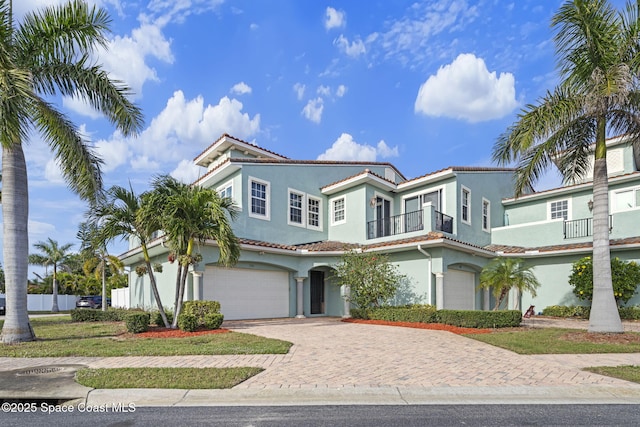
1 317 640 406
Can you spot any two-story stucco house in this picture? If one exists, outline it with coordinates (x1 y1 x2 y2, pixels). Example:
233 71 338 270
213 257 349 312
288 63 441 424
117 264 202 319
119 133 640 319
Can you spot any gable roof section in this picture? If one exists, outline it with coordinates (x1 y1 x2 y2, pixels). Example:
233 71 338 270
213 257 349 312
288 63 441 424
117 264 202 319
194 133 289 167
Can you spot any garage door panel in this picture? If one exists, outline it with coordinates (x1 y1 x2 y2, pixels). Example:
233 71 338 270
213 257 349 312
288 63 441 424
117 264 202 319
444 270 475 310
203 267 289 320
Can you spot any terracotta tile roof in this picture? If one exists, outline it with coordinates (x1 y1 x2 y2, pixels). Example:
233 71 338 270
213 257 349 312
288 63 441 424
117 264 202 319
294 241 361 251
485 236 640 255
192 157 232 186
234 158 404 176
194 133 290 161
238 238 298 251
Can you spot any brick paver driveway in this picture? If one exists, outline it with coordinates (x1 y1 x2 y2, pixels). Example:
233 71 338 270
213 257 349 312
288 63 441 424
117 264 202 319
225 317 640 389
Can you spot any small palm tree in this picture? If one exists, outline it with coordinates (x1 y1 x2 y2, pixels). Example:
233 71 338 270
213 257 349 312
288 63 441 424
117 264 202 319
493 0 640 332
143 175 240 328
89 185 170 327
1 0 143 343
479 258 541 311
29 238 74 312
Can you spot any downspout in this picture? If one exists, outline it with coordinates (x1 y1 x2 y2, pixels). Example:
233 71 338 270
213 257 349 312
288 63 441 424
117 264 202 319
417 245 432 305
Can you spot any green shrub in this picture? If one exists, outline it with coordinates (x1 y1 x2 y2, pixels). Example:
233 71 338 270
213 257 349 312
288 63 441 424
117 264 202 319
541 305 590 318
71 308 133 322
151 309 173 326
435 310 521 328
178 314 198 332
181 301 221 327
619 306 640 320
349 308 372 319
125 312 150 333
366 305 438 323
569 256 640 306
203 313 224 329
543 304 640 320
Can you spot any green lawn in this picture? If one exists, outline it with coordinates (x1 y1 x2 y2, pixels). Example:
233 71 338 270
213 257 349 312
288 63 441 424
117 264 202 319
0 316 292 357
75 367 264 389
464 328 640 354
585 366 640 384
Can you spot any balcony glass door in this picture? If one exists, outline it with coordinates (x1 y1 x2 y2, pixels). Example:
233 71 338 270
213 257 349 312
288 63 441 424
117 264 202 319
376 197 391 237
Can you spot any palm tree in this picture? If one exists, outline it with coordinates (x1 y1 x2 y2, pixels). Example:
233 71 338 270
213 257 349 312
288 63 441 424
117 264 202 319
29 238 74 312
77 221 123 311
0 1 142 343
90 185 170 327
143 175 240 328
479 257 541 311
493 0 640 332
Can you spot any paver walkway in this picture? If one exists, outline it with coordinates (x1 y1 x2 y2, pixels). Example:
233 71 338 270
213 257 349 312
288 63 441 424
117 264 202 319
1 317 638 391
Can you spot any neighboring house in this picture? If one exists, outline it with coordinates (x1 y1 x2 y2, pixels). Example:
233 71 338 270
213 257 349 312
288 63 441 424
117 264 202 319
120 134 640 320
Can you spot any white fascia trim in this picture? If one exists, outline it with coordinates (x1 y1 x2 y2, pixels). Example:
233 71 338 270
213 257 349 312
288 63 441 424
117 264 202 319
193 162 241 188
397 169 455 192
322 172 397 195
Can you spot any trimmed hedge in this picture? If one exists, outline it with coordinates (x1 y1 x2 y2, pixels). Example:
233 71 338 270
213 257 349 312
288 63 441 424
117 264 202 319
71 308 136 322
204 313 224 330
543 305 640 320
125 312 150 333
349 306 520 328
436 310 521 328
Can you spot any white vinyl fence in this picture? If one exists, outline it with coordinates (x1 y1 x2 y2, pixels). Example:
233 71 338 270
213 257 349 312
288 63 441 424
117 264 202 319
111 288 130 309
0 293 78 312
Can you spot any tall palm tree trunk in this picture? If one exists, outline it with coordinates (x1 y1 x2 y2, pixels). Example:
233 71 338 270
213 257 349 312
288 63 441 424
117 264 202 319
589 124 623 333
51 265 59 312
1 146 35 343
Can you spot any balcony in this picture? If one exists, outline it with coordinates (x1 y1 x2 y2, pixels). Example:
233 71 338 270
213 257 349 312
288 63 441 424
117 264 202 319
367 209 453 239
563 216 613 239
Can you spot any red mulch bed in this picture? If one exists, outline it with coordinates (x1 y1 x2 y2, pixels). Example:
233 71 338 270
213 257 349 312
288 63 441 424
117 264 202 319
133 327 231 338
342 318 491 335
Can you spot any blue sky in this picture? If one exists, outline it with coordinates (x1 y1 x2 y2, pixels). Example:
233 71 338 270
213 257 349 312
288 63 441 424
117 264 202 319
3 0 629 272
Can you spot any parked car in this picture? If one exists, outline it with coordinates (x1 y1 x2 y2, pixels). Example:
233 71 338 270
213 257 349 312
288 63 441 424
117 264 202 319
76 296 110 309
0 297 5 315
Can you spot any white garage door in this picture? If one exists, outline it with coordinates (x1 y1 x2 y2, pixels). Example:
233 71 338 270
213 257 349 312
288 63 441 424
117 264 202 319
443 270 475 310
202 267 290 320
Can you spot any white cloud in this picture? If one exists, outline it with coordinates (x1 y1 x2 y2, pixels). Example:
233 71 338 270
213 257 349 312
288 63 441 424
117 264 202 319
302 98 324 124
336 84 347 97
96 18 174 99
317 133 399 161
325 7 346 30
293 83 306 100
44 159 65 184
171 159 202 184
334 35 366 57
230 82 252 95
95 132 131 172
130 155 160 171
317 85 331 97
146 0 225 24
414 53 517 123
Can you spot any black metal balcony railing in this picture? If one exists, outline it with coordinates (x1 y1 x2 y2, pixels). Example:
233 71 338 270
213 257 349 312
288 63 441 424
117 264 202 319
563 216 613 239
366 209 454 239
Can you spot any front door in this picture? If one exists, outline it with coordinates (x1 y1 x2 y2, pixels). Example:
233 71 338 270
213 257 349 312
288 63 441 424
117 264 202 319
310 271 325 314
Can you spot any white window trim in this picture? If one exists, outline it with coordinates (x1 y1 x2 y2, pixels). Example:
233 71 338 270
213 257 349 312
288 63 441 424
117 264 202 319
217 180 233 199
373 192 393 220
612 186 640 213
482 197 490 232
401 185 446 214
248 176 270 221
307 195 323 231
547 198 571 221
331 196 347 225
461 186 471 225
287 188 306 228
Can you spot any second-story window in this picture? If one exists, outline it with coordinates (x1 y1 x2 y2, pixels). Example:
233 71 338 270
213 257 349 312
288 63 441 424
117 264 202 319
217 181 233 199
308 197 321 229
550 200 568 220
332 197 346 224
461 186 471 224
482 198 490 232
289 191 304 225
249 177 270 220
